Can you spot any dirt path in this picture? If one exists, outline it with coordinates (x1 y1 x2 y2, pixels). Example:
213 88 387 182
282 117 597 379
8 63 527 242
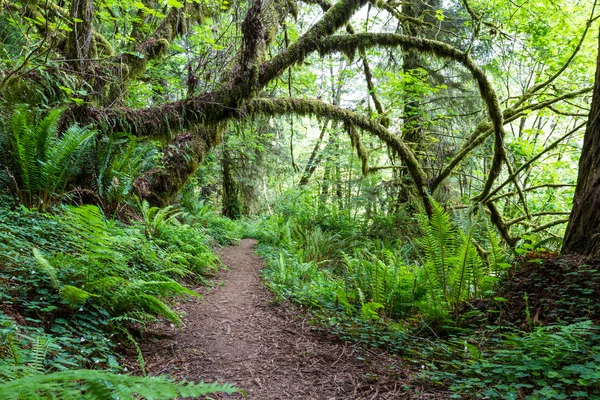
139 239 444 399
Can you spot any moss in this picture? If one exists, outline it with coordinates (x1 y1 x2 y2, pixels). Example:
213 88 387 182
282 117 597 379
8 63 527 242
2 76 44 105
259 0 366 85
262 31 506 202
346 122 369 175
245 97 430 208
92 32 114 57
133 127 219 206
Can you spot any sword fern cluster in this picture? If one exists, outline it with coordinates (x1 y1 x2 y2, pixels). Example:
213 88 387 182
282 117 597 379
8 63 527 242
3 106 95 210
419 200 488 313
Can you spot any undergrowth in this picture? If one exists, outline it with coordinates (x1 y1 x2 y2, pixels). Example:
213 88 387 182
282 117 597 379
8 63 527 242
247 192 600 399
0 195 241 397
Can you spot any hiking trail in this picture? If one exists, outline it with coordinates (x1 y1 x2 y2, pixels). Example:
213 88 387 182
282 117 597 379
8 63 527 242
137 239 445 399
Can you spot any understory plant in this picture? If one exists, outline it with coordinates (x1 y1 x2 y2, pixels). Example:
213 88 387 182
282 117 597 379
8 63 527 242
2 106 95 210
428 321 600 399
0 319 239 400
419 201 490 315
0 201 221 374
96 133 159 212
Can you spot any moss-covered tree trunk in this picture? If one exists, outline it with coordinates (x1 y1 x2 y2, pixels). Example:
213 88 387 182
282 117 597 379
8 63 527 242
67 0 94 72
221 141 240 219
562 33 600 257
134 129 217 206
395 0 428 206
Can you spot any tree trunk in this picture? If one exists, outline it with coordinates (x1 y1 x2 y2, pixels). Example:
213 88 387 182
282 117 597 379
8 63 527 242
68 0 94 72
299 121 328 186
221 142 240 219
562 32 600 256
133 128 218 206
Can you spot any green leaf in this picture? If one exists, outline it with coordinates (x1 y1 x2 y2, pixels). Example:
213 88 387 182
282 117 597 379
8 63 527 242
166 0 184 7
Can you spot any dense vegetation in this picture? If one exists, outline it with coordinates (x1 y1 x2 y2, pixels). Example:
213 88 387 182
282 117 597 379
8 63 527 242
1 0 600 398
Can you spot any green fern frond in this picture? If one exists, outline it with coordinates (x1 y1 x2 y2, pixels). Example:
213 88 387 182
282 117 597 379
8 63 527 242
130 280 199 298
0 369 239 400
6 106 95 209
60 285 96 308
119 327 146 375
450 229 482 309
136 294 181 325
32 248 60 289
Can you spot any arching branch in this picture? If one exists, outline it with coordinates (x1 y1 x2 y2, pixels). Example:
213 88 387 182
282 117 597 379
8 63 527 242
430 87 591 192
262 32 506 199
242 97 431 211
481 121 586 204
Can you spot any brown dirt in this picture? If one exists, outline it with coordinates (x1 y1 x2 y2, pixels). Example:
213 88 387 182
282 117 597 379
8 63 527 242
137 239 446 399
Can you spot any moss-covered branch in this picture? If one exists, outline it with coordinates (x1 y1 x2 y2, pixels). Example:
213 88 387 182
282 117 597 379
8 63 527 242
243 97 431 211
112 3 209 81
299 0 387 125
487 202 518 247
134 127 220 206
259 0 367 85
260 32 507 201
430 87 591 192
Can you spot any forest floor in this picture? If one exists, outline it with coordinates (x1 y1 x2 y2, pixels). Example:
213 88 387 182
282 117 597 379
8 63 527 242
133 239 447 399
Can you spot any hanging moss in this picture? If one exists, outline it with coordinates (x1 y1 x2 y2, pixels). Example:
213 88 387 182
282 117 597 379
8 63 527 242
244 97 430 211
134 127 220 206
261 31 507 203
259 0 366 85
1 76 44 105
346 122 369 175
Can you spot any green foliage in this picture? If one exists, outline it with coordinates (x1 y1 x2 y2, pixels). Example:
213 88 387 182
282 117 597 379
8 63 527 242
247 213 294 248
295 225 356 267
343 250 426 321
430 321 600 399
182 200 241 245
3 106 95 210
0 321 239 400
138 198 182 238
419 200 486 313
0 370 239 400
96 134 159 211
252 195 503 330
0 202 221 374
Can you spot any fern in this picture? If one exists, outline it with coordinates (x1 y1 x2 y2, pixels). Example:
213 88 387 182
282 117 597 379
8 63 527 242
96 134 157 210
450 228 482 308
137 198 182 238
34 247 197 326
32 248 60 289
0 368 239 400
419 201 456 306
6 106 95 209
60 285 95 308
420 199 486 313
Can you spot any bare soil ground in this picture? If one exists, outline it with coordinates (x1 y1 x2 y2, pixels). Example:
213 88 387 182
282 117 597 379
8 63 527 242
137 239 446 399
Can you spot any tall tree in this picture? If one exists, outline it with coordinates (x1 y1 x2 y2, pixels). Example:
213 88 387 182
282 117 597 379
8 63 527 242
563 31 600 256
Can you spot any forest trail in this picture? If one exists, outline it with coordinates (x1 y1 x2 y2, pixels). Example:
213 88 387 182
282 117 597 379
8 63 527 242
138 239 443 399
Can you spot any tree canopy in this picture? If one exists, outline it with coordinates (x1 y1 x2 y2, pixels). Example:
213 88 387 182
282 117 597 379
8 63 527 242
1 0 597 253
